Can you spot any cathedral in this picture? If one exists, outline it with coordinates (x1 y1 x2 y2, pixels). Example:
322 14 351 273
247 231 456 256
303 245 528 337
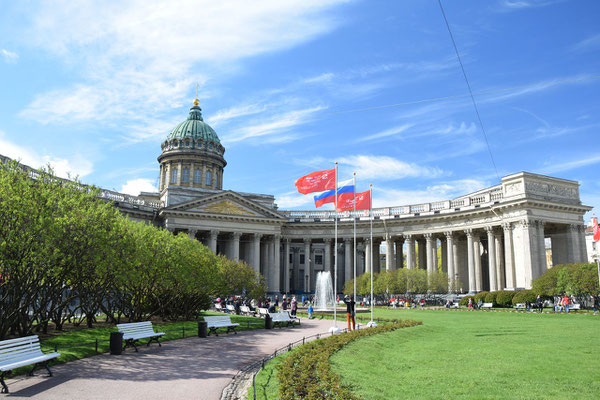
101 99 591 295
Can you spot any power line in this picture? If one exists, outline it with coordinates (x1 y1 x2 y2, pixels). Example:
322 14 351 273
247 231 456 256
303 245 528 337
438 0 500 180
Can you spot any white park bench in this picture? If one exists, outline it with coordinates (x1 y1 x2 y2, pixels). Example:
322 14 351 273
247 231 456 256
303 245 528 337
226 304 237 314
0 335 60 393
240 305 254 316
257 308 270 318
214 303 225 312
204 316 240 336
514 303 526 310
269 312 299 328
480 303 493 309
568 303 581 312
117 321 165 352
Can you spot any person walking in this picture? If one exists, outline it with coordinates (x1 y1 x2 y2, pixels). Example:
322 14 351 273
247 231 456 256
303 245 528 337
343 295 356 331
536 295 543 313
468 297 473 311
562 294 571 313
291 296 297 316
590 294 597 315
307 303 314 319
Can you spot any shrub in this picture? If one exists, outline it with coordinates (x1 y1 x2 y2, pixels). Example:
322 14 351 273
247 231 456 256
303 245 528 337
512 290 536 305
277 319 422 399
474 291 489 303
495 291 517 307
484 291 498 305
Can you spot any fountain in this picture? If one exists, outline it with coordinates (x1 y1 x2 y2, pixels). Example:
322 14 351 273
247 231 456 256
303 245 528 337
314 271 335 311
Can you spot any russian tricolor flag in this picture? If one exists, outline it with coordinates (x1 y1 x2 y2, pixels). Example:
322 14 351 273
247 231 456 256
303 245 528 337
314 183 354 208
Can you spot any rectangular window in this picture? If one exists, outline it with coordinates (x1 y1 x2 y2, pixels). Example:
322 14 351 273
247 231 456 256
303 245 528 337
289 253 293 263
315 255 323 265
300 254 305 264
194 169 202 184
171 168 178 183
206 170 212 186
181 168 189 183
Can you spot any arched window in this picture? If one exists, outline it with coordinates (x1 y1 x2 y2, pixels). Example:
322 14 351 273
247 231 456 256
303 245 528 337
205 170 212 186
194 169 202 184
181 167 189 183
171 167 178 183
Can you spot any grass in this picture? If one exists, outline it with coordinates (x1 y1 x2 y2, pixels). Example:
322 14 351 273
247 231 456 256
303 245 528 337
8 311 265 377
248 348 296 400
331 308 600 399
251 308 600 399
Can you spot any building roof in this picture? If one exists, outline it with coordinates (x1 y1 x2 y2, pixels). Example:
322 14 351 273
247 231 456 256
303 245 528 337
166 99 221 145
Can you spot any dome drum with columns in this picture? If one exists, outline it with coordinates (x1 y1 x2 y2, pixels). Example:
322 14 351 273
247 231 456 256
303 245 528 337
100 98 593 296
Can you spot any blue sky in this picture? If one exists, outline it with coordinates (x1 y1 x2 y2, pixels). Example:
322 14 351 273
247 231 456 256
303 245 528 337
0 0 599 217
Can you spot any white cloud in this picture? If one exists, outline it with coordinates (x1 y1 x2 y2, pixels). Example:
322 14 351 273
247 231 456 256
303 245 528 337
356 124 414 143
275 191 316 209
572 33 600 53
120 178 158 196
222 106 325 144
19 0 347 131
540 154 600 175
1 49 18 63
337 155 443 181
497 0 563 12
0 131 93 178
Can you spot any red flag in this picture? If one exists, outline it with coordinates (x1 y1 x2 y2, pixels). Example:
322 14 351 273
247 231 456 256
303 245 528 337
295 168 335 194
593 218 600 242
336 190 371 212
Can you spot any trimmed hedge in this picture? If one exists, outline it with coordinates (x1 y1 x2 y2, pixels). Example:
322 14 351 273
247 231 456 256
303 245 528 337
460 295 475 306
495 291 517 307
484 291 498 305
277 319 422 399
512 290 537 305
474 291 489 303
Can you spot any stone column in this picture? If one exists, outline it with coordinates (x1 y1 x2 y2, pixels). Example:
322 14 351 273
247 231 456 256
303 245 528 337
486 227 497 292
176 161 182 185
209 230 219 253
252 233 262 274
293 247 300 291
503 223 516 289
373 239 381 273
474 234 483 292
465 229 475 293
385 236 395 270
567 224 580 263
273 235 281 293
536 221 547 279
189 162 194 187
405 235 414 269
579 225 588 262
417 239 426 270
188 229 197 240
283 238 290 293
324 238 332 273
425 233 434 275
395 238 404 269
231 232 241 262
344 238 352 285
514 219 537 289
495 232 505 290
364 238 372 273
159 164 164 190
303 239 311 292
445 232 455 293
165 163 171 187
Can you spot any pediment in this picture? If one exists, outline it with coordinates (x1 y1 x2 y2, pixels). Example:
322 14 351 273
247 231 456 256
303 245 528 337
166 191 283 219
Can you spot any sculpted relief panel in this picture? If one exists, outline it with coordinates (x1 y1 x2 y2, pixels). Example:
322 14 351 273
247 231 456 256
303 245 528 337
203 200 256 216
525 181 578 201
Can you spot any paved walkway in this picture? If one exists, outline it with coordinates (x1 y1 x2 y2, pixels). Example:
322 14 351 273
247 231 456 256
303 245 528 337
3 318 337 399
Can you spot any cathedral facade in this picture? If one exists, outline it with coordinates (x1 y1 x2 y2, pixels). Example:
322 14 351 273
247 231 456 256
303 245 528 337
104 100 591 294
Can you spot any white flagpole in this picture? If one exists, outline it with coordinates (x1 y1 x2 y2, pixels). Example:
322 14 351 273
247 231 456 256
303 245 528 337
353 172 357 308
369 184 374 324
333 162 338 329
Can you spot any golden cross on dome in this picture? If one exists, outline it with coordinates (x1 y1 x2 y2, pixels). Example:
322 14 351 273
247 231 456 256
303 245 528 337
193 83 200 106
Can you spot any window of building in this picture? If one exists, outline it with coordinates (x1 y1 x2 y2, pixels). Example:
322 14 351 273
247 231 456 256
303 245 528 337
194 169 202 184
289 253 293 263
171 167 178 183
315 255 323 265
215 172 219 186
300 254 305 264
206 170 212 186
181 167 189 183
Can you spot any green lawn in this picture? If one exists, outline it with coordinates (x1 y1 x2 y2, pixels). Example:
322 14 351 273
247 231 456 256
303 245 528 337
252 308 600 399
331 309 600 399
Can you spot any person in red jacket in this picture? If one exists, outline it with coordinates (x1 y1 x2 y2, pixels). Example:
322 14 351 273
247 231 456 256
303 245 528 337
562 294 571 313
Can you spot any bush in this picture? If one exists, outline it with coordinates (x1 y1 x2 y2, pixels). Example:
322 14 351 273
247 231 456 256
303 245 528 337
474 291 489 303
512 290 536 305
277 319 422 399
495 291 517 307
484 291 498 305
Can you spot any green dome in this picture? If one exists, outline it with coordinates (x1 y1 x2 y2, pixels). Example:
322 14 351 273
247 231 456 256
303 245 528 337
166 104 221 145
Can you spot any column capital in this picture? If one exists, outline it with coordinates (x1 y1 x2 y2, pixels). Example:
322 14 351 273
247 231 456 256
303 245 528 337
303 238 312 244
209 229 219 237
403 234 412 241
536 220 545 228
253 233 263 240
273 234 281 241
520 219 532 228
464 228 473 237
424 233 433 240
343 237 352 244
363 237 371 243
284 237 291 244
324 238 332 244
232 232 242 239
485 226 495 233
502 222 512 231
444 231 453 238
